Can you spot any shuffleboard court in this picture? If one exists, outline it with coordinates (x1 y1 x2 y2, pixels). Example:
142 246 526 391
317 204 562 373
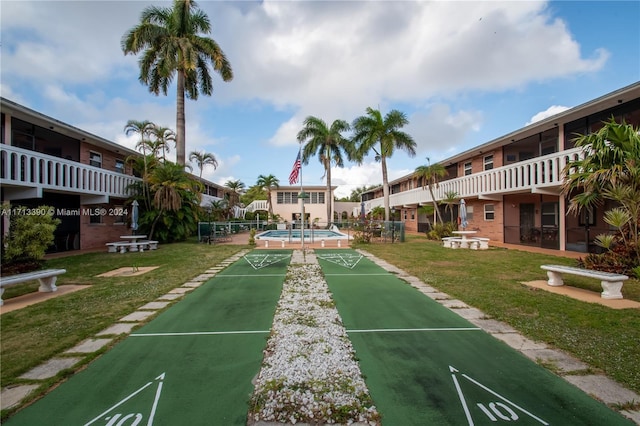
316 249 633 425
5 250 292 425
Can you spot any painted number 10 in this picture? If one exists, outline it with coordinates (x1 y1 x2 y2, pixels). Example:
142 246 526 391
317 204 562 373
477 402 519 422
104 413 144 426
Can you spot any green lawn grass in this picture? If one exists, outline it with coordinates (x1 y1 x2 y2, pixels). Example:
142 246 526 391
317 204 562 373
356 235 640 397
2 235 639 418
0 240 249 392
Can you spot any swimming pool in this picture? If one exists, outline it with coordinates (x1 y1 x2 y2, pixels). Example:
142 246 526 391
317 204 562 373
256 229 351 241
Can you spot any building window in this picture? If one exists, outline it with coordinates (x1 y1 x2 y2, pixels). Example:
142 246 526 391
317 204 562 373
276 191 301 204
89 211 102 224
484 204 494 221
89 151 102 168
309 192 325 204
114 205 126 224
464 162 472 176
483 155 494 171
466 205 474 221
115 159 125 174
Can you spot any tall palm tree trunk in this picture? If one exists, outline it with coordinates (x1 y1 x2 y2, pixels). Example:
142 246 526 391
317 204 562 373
381 155 390 222
267 189 273 220
176 72 186 166
428 185 443 224
326 159 332 227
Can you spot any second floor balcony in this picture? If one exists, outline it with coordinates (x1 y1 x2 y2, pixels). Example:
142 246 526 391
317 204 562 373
1 144 141 203
365 147 584 211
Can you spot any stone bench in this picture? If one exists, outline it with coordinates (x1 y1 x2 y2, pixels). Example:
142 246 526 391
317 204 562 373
136 240 158 250
441 237 455 248
540 264 629 299
106 241 158 253
0 269 67 306
476 237 490 250
443 236 489 250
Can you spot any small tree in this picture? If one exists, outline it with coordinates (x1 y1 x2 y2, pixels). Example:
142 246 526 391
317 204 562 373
563 118 640 273
414 158 446 224
1 203 60 267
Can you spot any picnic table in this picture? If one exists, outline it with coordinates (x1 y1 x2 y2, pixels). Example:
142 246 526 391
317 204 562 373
451 231 477 249
106 235 158 253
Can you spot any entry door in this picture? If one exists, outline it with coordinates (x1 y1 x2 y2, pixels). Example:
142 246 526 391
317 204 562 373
541 202 560 249
519 204 535 243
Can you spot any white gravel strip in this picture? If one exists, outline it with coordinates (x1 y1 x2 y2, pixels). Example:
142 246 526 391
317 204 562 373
249 250 380 425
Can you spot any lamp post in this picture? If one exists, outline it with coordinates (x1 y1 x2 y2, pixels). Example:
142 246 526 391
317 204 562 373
298 191 310 249
207 206 212 245
391 208 396 243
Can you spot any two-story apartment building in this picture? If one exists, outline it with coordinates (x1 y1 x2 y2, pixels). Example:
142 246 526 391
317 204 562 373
243 186 357 227
360 82 640 253
1 98 227 252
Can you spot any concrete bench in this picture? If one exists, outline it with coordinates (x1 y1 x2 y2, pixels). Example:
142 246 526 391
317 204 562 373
106 242 121 253
450 238 463 249
540 264 629 299
106 242 141 253
136 240 158 250
441 237 455 248
107 240 158 253
0 269 66 306
476 237 490 250
107 242 134 253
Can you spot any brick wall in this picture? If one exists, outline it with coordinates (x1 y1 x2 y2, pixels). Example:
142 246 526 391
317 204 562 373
79 203 131 250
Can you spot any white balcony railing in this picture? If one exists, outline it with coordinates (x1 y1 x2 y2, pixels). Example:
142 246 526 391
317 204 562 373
201 193 225 207
1 144 141 199
363 147 585 212
245 199 269 212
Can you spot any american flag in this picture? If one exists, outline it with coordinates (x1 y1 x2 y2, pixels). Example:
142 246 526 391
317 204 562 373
289 152 301 184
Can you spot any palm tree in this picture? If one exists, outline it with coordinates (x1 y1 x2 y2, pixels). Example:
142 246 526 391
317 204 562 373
151 126 176 162
297 116 352 226
255 174 280 221
224 179 245 217
189 150 218 178
147 161 203 239
562 118 640 264
209 199 228 221
414 157 447 224
440 190 459 224
125 119 155 157
122 0 233 166
124 120 156 209
349 185 378 203
352 107 416 221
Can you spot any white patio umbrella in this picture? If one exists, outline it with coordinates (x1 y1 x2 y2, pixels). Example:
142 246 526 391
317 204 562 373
459 199 468 230
131 200 139 234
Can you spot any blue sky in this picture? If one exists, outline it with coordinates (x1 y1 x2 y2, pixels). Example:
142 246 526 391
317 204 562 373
1 0 639 198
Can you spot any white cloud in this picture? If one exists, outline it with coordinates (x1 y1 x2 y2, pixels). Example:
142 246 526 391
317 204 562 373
0 0 614 192
330 162 414 199
407 105 484 158
526 105 571 125
213 1 608 109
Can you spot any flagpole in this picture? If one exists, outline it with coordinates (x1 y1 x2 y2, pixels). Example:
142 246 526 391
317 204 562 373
299 142 304 250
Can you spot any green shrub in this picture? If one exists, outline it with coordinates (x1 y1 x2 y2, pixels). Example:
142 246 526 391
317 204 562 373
425 222 455 240
1 203 60 266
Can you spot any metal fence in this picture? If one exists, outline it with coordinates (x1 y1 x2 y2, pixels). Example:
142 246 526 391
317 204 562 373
197 220 405 244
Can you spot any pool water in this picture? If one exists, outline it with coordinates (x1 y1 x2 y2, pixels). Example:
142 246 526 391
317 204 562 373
256 229 349 240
